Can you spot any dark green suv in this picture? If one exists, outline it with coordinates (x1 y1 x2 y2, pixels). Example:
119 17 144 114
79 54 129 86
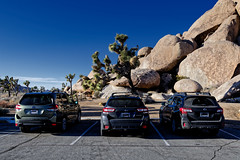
15 92 81 132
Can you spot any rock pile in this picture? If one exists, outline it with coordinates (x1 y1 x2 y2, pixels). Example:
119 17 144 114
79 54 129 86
72 0 240 101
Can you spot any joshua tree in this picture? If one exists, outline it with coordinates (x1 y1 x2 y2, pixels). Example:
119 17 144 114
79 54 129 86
40 86 45 92
31 86 39 92
0 76 20 96
80 34 139 94
65 74 75 95
79 51 112 94
23 80 30 93
1 76 11 97
12 78 20 96
51 87 56 92
62 83 67 92
108 34 139 93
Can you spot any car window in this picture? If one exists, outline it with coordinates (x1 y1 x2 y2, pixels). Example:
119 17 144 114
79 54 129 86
185 97 217 106
61 94 69 104
108 98 144 107
173 97 182 106
68 95 74 104
167 97 174 105
20 94 53 105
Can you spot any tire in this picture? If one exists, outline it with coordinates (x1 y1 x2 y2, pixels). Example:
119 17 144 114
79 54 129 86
142 129 149 137
171 119 178 134
159 111 164 125
20 126 31 133
209 129 219 136
61 117 67 132
75 112 81 124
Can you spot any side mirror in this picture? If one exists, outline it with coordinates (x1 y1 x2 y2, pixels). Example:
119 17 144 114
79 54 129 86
99 102 106 106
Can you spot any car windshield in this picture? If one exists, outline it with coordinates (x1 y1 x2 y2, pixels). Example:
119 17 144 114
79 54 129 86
20 94 53 105
108 98 144 108
185 97 217 106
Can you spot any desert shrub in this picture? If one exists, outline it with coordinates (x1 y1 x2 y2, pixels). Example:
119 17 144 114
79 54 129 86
0 101 8 108
176 75 189 81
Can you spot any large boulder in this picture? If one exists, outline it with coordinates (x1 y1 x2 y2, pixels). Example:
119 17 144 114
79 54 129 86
72 79 84 93
138 47 153 57
206 15 240 43
139 35 195 72
183 0 236 45
150 92 172 101
110 69 160 89
131 68 160 89
100 84 131 99
174 79 203 92
178 41 240 89
110 76 129 87
211 75 240 101
88 69 105 79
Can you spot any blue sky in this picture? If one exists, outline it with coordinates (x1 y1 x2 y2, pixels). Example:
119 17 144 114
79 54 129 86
0 0 218 89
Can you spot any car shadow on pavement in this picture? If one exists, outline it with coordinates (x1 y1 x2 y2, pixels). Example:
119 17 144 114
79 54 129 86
152 119 240 140
1 119 240 141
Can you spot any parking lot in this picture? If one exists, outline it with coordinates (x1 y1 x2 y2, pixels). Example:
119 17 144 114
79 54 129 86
0 103 240 160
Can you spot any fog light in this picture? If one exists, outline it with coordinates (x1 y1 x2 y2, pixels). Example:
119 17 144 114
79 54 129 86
104 125 109 129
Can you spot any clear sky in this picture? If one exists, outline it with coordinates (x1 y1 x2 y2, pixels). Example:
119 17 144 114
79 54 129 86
0 0 218 89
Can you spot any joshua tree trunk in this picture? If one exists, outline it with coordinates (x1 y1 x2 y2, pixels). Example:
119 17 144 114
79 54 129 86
8 90 11 97
70 81 73 95
126 74 137 95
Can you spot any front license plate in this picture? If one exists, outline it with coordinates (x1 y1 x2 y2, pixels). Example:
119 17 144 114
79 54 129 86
31 110 38 115
200 112 209 117
121 113 130 118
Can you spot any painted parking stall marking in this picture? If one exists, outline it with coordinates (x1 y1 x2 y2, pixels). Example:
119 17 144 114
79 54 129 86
220 129 240 139
70 121 98 145
150 121 170 146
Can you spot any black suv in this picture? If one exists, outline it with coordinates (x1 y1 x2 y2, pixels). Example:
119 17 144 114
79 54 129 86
159 92 224 135
100 92 150 136
15 92 81 132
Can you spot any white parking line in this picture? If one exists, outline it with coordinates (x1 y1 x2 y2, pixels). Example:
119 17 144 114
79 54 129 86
150 121 170 146
70 121 98 146
220 129 240 139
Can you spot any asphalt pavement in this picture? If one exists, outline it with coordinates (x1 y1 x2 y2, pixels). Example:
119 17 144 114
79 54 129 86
0 104 239 160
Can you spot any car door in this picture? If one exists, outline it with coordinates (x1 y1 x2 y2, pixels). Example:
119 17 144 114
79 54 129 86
171 97 182 120
60 93 71 120
65 94 77 121
162 97 174 122
165 96 182 121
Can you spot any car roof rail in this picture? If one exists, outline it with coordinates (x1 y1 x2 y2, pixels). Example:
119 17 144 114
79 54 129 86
176 92 211 96
111 92 138 97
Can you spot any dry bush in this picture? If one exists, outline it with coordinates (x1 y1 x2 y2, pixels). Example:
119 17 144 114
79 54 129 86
0 101 8 108
0 100 16 108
